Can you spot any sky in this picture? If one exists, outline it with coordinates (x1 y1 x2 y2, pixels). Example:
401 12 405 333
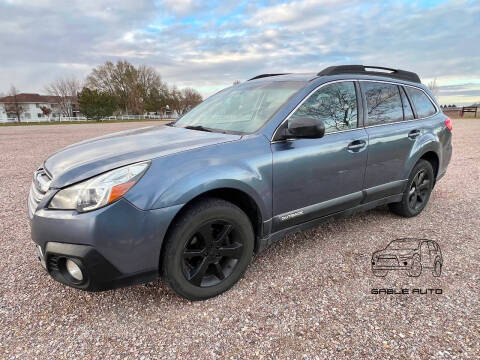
0 0 479 105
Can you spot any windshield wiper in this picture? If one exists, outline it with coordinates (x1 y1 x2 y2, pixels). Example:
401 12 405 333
183 125 213 132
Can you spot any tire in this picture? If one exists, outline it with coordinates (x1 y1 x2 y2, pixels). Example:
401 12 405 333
372 269 388 277
389 159 434 218
407 256 422 277
162 198 254 301
432 259 442 277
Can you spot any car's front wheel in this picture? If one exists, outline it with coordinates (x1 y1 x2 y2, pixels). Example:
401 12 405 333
162 198 254 301
372 269 388 277
407 256 422 277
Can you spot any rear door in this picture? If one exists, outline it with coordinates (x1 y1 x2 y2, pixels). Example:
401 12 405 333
361 81 420 201
271 81 368 231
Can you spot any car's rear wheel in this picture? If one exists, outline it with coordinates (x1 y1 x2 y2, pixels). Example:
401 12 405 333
389 160 434 218
162 198 254 301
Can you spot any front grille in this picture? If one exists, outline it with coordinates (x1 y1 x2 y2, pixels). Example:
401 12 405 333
47 254 61 273
377 256 399 266
28 168 52 217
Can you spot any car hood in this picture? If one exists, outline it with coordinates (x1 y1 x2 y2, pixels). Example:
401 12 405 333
44 125 241 188
373 248 417 258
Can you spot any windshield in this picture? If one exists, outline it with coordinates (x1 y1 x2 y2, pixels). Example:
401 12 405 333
387 240 419 250
174 81 305 134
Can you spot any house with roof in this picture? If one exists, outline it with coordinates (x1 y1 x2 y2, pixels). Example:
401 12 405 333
0 93 79 122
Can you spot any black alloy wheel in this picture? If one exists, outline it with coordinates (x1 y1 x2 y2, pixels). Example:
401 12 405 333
407 169 431 212
162 198 254 301
182 220 244 287
389 160 434 218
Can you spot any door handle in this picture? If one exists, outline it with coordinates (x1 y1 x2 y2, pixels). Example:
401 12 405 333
347 140 366 152
408 129 421 139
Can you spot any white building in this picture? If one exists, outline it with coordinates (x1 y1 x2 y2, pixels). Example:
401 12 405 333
0 93 78 123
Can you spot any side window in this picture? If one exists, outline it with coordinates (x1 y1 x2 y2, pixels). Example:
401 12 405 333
406 87 436 118
290 81 358 134
400 87 414 120
363 82 403 125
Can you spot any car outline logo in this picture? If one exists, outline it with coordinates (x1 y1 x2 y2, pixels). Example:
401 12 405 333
371 238 442 277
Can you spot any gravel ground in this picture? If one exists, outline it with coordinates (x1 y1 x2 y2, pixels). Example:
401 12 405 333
0 120 479 359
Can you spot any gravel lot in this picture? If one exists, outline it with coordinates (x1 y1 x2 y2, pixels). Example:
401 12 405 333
0 120 479 359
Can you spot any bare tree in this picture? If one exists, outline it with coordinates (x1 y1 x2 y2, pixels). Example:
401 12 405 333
179 88 203 114
4 85 24 122
427 78 439 98
168 85 183 115
85 60 204 117
45 76 81 117
86 60 164 114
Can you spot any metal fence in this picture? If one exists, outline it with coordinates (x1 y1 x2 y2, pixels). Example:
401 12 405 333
1 114 178 123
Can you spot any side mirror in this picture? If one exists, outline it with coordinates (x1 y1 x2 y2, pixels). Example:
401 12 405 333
286 117 325 139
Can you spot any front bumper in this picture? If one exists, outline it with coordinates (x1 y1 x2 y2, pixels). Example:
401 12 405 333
371 257 412 271
30 197 183 291
38 242 159 291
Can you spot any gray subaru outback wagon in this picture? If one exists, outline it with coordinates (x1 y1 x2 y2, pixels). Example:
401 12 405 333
29 65 452 300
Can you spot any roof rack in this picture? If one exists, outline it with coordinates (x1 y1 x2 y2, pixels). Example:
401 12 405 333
317 65 421 83
248 73 289 81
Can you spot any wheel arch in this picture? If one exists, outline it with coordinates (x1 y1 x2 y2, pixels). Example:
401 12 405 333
419 151 440 185
407 144 441 187
158 187 265 273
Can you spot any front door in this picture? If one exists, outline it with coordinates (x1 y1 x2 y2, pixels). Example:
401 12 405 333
271 81 368 231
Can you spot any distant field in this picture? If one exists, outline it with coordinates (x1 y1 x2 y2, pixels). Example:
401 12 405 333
449 113 479 119
443 109 479 119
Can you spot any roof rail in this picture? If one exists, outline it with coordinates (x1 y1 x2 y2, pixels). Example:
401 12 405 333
317 65 421 83
248 73 289 81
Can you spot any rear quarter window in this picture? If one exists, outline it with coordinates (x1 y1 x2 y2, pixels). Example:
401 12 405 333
406 87 437 118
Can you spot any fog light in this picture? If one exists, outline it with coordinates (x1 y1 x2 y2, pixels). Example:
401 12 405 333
66 259 83 281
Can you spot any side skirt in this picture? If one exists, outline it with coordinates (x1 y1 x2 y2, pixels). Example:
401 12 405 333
255 193 402 253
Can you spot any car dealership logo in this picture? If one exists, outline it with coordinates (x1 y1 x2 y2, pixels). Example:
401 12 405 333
371 238 442 277
370 238 443 295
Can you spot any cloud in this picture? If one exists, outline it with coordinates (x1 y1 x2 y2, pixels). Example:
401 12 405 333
438 83 480 101
160 0 202 17
0 0 479 104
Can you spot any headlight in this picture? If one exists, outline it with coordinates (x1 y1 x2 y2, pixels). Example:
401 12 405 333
49 161 150 212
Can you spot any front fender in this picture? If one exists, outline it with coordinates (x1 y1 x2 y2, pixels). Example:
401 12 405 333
125 135 273 221
155 167 270 219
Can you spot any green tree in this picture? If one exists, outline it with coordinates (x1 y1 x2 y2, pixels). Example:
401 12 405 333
144 84 169 113
78 88 117 121
86 60 163 114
